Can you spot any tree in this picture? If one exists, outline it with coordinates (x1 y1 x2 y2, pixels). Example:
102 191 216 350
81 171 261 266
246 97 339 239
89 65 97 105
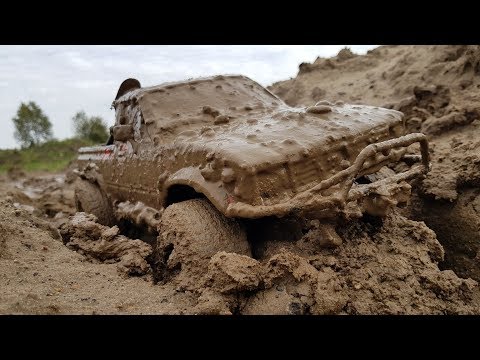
12 101 53 148
72 111 109 143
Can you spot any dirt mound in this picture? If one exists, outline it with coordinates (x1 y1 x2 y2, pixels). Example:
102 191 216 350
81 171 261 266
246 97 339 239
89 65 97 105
4 173 76 226
194 252 262 315
158 212 477 315
59 213 153 276
269 45 480 282
1 168 479 314
270 45 480 109
0 198 199 314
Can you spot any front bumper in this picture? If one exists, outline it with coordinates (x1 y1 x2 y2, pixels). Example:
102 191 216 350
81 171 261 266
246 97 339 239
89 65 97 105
225 133 429 219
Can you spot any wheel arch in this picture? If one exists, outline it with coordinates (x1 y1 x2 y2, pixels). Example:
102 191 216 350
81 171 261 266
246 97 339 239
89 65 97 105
161 167 231 215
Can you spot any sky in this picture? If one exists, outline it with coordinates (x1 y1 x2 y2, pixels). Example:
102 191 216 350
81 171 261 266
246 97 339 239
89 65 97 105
0 45 377 149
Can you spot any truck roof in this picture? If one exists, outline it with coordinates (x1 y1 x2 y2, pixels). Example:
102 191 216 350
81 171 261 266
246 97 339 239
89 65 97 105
113 74 282 107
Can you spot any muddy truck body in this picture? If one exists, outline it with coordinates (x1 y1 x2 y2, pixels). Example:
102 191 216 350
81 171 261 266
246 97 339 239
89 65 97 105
74 75 429 231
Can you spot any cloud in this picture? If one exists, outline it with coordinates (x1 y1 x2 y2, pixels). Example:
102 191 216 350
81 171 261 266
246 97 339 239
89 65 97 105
64 51 94 70
0 45 377 149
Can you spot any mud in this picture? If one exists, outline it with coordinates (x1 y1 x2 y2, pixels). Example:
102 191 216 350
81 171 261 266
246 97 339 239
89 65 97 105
177 212 477 315
115 201 162 234
3 45 480 314
406 115 480 279
156 198 251 290
270 45 480 283
3 169 478 314
0 196 197 314
59 212 152 276
79 74 423 223
3 171 76 227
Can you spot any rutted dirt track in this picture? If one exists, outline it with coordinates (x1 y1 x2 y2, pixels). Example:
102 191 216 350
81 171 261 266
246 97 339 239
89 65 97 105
2 45 480 314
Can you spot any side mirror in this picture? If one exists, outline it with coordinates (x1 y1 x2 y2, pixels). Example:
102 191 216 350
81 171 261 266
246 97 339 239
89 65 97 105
113 124 134 142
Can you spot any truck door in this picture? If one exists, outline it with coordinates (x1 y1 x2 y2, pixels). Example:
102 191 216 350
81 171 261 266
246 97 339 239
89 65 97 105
108 101 161 209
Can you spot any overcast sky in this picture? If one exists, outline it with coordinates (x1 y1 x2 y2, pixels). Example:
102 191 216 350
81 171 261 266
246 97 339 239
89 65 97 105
0 45 377 149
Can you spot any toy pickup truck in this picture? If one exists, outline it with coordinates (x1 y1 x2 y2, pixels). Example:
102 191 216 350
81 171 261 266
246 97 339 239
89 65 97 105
74 75 429 258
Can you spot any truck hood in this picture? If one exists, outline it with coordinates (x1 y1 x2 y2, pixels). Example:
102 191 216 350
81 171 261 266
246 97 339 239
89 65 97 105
129 74 403 170
163 102 404 170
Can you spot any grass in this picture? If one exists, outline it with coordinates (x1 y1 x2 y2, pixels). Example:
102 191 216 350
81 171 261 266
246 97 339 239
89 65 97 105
0 138 97 173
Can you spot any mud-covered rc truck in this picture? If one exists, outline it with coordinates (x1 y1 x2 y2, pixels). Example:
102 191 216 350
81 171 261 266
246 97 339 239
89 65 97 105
74 75 429 258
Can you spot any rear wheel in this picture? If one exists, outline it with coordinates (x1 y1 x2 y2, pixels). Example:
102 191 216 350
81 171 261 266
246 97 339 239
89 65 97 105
74 178 115 226
156 198 250 283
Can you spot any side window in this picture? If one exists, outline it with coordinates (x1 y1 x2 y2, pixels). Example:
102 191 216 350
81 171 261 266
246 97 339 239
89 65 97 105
125 104 142 142
115 103 128 125
110 78 142 145
112 103 135 142
112 102 145 143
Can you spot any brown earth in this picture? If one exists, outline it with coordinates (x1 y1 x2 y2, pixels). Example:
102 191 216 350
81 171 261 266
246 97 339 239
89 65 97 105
1 168 479 314
0 173 198 314
270 45 480 283
2 45 480 314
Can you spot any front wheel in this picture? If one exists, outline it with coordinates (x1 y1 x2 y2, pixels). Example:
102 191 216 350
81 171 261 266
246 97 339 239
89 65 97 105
156 198 251 284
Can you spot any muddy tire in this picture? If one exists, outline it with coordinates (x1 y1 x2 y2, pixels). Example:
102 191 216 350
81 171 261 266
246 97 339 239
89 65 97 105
74 179 115 226
156 198 251 283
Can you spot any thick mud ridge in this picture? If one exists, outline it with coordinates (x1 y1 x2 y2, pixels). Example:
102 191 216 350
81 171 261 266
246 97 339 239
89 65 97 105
161 212 477 315
2 45 480 314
